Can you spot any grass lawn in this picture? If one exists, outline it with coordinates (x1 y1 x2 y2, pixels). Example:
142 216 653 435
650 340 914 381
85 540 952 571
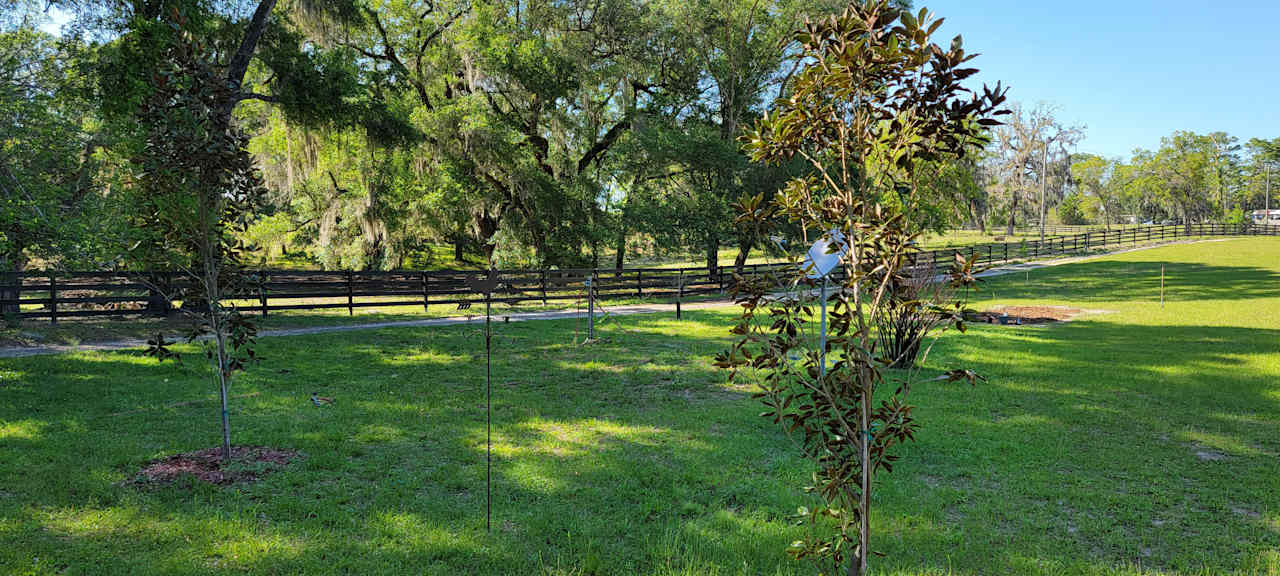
2 238 1278 575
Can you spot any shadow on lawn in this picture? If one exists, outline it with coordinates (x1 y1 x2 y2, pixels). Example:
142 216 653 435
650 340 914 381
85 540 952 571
980 260 1280 303
889 318 1280 573
3 312 1279 574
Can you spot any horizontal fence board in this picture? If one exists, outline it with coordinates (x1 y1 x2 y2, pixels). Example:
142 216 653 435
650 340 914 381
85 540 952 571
7 224 1276 323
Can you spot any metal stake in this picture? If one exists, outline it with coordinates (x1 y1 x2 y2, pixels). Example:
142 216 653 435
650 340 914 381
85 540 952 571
485 291 492 532
819 275 828 381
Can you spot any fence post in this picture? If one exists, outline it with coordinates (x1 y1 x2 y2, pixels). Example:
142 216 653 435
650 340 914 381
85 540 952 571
676 270 684 320
259 275 268 317
346 271 354 316
0 269 18 323
49 272 57 325
637 269 643 297
541 269 548 306
427 272 437 312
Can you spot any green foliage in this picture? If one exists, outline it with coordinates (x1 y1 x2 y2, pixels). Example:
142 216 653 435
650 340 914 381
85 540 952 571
721 3 1005 574
1056 193 1088 225
0 26 100 268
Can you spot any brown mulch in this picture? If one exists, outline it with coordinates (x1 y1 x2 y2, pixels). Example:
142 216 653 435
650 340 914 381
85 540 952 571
973 305 1084 326
133 446 299 486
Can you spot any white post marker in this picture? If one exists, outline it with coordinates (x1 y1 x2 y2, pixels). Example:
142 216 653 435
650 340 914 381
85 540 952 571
801 229 849 381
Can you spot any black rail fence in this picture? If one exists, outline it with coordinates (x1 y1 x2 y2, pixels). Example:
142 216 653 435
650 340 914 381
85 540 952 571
3 223 1277 324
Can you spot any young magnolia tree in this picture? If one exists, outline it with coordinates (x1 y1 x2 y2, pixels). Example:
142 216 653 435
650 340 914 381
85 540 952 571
715 3 1006 575
136 23 266 462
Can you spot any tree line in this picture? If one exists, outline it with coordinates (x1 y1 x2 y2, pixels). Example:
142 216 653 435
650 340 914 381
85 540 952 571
3 0 1277 287
975 103 1279 236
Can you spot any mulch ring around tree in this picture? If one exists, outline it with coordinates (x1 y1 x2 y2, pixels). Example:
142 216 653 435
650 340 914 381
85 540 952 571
133 446 300 487
972 305 1087 326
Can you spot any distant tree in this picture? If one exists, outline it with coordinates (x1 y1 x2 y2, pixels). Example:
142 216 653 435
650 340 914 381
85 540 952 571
1205 132 1242 218
1070 153 1112 227
987 103 1082 236
1245 138 1279 213
1144 131 1214 233
1056 193 1087 225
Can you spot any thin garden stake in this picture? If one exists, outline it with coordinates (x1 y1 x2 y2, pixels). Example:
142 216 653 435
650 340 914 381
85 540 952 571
1161 265 1165 307
463 270 500 533
485 289 491 532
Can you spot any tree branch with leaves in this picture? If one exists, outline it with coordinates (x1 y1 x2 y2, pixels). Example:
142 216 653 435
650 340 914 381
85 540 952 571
716 3 1006 575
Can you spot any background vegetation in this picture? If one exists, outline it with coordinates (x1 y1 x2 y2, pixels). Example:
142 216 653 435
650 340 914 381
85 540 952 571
6 1 1275 279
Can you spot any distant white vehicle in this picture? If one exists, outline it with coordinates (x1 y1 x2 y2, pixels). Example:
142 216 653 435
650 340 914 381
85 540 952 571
1250 209 1280 225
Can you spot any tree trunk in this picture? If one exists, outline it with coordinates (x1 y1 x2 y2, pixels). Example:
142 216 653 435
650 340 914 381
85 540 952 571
733 236 753 275
613 223 626 271
0 248 25 320
474 210 501 266
852 372 872 576
705 233 719 276
970 197 987 235
145 272 173 317
453 235 466 262
1006 195 1018 236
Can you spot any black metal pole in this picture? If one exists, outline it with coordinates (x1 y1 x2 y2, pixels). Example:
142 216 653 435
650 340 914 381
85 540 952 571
485 291 492 533
676 270 684 320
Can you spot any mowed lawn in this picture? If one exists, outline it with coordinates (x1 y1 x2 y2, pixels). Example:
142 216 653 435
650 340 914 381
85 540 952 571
2 238 1278 575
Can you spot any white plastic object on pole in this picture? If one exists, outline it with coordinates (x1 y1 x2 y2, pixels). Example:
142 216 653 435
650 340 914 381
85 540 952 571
801 229 849 380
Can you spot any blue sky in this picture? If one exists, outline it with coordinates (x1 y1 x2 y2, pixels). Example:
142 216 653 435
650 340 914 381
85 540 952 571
927 0 1280 159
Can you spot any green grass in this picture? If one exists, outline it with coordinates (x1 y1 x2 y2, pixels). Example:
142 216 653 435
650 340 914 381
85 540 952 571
2 238 1279 574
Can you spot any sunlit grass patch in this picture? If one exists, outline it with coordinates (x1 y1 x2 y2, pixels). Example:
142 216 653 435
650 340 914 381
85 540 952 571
1 238 1278 574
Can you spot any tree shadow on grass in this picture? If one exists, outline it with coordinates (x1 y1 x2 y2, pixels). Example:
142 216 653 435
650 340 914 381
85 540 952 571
883 319 1280 573
0 312 809 575
4 311 1280 574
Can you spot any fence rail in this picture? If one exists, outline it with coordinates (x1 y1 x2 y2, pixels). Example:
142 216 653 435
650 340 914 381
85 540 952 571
3 223 1277 324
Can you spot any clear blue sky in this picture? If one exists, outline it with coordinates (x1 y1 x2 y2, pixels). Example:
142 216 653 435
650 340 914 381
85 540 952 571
927 0 1280 159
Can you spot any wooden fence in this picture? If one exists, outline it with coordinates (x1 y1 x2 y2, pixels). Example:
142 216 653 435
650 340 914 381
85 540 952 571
3 222 1277 324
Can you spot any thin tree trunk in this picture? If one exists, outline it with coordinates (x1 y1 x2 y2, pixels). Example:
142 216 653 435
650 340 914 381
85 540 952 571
705 233 719 276
613 224 626 271
853 373 872 576
1006 195 1018 236
454 235 466 262
970 198 987 235
733 237 753 275
211 302 233 461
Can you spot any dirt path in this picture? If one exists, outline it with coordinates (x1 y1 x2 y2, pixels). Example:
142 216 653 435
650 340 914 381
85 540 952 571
0 300 733 359
0 237 1243 359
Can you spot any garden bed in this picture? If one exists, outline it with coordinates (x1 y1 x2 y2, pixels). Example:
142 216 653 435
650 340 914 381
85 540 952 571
134 446 299 486
974 305 1084 325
